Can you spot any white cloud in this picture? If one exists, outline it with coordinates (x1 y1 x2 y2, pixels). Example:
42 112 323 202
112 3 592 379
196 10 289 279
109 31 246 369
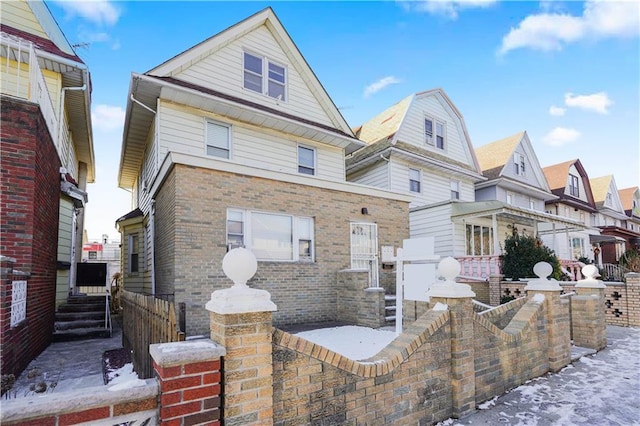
564 92 613 114
92 104 125 132
398 0 497 19
543 127 581 147
363 76 402 98
54 0 121 26
499 0 639 54
549 105 566 116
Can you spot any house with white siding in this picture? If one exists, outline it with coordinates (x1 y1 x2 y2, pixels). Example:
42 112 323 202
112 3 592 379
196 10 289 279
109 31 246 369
541 159 603 267
470 132 587 278
116 8 411 335
590 175 639 265
346 89 489 272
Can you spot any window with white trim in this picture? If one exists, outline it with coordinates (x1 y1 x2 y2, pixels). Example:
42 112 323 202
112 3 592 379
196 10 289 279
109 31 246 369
409 168 421 193
506 192 514 205
128 234 139 274
450 180 460 200
436 121 445 149
514 154 526 176
529 199 536 210
424 118 433 145
226 209 314 262
206 120 231 159
605 192 612 206
243 52 286 101
298 145 315 175
571 237 585 260
465 225 494 256
569 174 580 197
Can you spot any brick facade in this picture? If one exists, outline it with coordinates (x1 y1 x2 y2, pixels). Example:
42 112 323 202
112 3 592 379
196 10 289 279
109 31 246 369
1 97 60 377
154 164 409 335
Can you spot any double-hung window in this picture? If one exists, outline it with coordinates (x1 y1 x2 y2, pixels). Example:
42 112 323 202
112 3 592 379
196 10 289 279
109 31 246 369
514 154 526 176
409 168 421 193
128 234 139 274
243 52 286 101
206 120 231 159
226 209 314 262
450 180 460 200
424 118 434 145
298 145 315 175
569 174 580 197
435 121 445 149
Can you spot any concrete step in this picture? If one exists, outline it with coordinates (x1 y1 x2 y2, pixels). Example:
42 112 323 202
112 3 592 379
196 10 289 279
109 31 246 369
57 303 105 313
52 327 111 342
66 295 108 304
55 311 105 321
55 319 106 331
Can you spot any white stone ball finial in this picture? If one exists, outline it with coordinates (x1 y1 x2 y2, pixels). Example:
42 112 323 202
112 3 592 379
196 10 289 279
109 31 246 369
576 263 606 289
533 261 553 279
222 247 257 288
439 256 461 283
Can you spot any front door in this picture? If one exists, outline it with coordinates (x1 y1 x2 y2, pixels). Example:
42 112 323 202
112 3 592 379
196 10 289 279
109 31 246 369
350 222 379 287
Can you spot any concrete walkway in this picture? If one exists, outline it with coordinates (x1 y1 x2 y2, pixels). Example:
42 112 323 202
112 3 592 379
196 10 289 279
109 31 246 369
440 326 640 426
5 316 124 399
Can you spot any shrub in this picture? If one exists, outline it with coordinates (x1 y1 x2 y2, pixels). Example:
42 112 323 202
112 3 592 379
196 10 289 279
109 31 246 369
500 229 562 281
620 249 640 272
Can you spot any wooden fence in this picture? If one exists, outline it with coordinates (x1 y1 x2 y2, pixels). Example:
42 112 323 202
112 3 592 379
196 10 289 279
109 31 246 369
121 290 185 379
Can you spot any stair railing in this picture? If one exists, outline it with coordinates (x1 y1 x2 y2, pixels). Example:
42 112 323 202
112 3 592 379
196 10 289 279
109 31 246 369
104 290 112 337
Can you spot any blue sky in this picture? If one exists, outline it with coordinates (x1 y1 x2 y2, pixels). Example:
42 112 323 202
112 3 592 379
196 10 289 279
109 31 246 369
45 1 639 240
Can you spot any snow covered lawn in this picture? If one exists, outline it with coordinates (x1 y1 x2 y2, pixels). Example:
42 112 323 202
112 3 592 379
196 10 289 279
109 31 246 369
295 325 396 360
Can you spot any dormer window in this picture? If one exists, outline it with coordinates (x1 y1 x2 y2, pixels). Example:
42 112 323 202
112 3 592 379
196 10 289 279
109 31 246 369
606 192 612 206
436 121 445 149
425 117 445 149
514 154 526 176
569 174 580 197
243 52 286 101
424 118 433 145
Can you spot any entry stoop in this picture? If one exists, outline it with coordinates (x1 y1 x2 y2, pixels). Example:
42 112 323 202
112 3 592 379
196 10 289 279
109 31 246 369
385 294 396 326
54 295 112 341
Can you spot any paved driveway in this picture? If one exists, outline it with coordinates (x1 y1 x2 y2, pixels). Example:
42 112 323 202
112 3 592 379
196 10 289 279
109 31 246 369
440 326 640 426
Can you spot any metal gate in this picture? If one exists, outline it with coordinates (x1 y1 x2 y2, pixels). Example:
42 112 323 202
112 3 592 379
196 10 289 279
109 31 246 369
350 222 379 287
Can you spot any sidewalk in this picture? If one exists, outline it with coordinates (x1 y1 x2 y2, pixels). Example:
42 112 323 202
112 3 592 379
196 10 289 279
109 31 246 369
440 326 640 425
5 316 125 399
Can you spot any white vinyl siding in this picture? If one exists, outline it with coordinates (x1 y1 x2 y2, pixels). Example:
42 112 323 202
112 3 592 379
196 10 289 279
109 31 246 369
174 25 334 127
565 165 589 202
410 203 458 257
206 120 231 159
157 102 345 181
395 95 471 165
389 158 474 207
347 162 389 189
137 124 157 214
56 198 73 306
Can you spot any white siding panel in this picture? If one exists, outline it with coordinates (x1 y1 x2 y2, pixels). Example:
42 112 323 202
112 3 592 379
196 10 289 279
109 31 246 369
410 204 455 256
347 162 389 189
158 102 345 181
395 95 469 165
174 25 335 128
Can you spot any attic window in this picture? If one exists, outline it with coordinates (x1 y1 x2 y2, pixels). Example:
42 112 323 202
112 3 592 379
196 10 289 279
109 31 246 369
569 174 580 197
424 118 433 144
514 154 526 176
243 52 286 101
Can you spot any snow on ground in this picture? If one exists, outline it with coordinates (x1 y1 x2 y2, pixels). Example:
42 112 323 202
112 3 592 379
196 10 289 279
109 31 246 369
107 362 146 391
295 325 396 360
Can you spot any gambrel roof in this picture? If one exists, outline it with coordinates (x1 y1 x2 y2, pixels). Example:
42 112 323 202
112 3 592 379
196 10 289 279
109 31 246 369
475 132 524 179
542 159 597 212
619 186 640 218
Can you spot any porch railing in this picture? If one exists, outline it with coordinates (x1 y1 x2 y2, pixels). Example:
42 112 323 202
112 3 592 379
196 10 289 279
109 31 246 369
455 255 501 279
600 263 625 282
1 32 59 151
560 260 584 281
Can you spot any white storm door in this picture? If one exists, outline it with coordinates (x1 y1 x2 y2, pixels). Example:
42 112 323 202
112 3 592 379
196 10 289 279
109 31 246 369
350 222 379 287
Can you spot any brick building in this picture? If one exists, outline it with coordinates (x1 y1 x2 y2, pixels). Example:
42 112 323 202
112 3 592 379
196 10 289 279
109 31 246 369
116 8 411 335
1 1 94 378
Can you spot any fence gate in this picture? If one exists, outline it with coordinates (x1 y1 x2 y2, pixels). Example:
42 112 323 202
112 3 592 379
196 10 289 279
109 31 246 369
350 222 379 287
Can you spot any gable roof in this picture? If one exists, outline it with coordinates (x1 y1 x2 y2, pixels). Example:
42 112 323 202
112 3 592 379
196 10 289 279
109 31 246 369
542 159 596 210
590 175 613 207
148 7 353 137
619 186 639 210
590 175 626 218
475 131 524 179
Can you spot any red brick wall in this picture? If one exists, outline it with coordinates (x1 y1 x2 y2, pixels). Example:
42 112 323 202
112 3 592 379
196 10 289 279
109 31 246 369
1 97 60 377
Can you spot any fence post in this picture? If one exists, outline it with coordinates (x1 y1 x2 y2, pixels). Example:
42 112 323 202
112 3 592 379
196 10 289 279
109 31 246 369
151 340 225 425
524 262 571 372
488 274 503 306
427 257 476 419
572 265 607 350
206 248 277 425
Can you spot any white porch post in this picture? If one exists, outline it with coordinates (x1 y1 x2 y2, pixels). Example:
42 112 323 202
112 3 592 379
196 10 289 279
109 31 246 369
492 214 499 254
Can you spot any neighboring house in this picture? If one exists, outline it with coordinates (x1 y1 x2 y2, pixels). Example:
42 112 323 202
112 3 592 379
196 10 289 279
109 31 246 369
471 132 586 276
346 89 486 264
619 186 640 237
81 235 122 291
541 159 602 264
116 8 411 335
591 176 640 264
1 0 94 377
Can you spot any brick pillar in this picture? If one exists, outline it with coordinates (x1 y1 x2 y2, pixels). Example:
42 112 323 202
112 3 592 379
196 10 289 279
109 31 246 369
572 265 607 350
206 247 277 426
625 273 640 327
427 257 476 418
524 262 570 372
150 340 225 425
489 274 503 306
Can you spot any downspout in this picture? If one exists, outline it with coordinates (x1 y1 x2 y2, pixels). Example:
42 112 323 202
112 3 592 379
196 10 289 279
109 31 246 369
150 199 156 295
380 153 391 190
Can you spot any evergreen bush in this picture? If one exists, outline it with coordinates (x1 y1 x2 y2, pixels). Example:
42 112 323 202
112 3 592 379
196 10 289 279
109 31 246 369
500 229 562 280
